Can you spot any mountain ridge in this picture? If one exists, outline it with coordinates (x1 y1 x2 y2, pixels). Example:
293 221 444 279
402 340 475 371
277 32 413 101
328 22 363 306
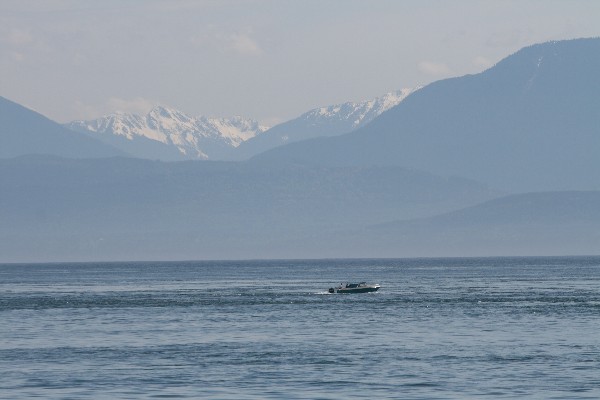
229 88 419 160
66 106 269 161
356 190 600 257
0 96 125 159
0 155 497 261
2 38 600 261
251 38 600 192
65 88 418 161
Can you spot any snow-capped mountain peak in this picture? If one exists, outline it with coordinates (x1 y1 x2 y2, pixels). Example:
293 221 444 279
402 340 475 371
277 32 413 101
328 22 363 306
66 87 419 161
230 86 421 161
302 87 420 129
67 107 269 160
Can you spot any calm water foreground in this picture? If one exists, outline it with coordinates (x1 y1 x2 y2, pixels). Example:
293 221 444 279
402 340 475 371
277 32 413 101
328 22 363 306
1 257 600 399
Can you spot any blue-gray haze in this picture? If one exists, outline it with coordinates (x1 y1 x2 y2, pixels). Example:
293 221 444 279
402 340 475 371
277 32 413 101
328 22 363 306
0 155 495 262
1 38 600 261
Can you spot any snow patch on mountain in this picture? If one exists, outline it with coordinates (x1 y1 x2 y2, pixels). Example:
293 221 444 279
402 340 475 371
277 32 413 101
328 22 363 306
229 87 422 161
302 88 420 130
67 106 269 160
67 87 419 161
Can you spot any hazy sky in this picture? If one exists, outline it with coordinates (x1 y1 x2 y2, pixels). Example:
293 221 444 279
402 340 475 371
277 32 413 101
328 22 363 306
1 0 599 125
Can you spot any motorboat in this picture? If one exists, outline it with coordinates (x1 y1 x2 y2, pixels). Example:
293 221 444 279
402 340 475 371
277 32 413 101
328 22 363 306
328 282 380 294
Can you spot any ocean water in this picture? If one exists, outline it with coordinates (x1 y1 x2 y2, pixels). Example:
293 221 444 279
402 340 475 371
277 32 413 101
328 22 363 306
1 257 600 399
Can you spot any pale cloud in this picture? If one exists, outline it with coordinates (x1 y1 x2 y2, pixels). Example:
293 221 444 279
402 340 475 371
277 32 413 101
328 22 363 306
71 101 102 122
4 28 34 46
473 56 493 70
1 29 34 62
107 97 156 115
71 97 156 121
190 28 263 56
418 60 452 76
11 52 25 62
229 32 263 56
259 116 284 128
486 30 531 48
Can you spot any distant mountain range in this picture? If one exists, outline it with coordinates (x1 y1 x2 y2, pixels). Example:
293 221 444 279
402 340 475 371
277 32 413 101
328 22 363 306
0 156 596 260
0 96 124 159
0 155 496 261
253 38 600 192
287 190 600 258
1 37 600 261
66 106 269 161
1 86 419 162
64 89 418 161
229 88 418 160
353 190 600 257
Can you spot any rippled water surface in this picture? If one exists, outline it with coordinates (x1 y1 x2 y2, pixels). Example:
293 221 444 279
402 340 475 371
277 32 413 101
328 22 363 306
2 257 600 399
